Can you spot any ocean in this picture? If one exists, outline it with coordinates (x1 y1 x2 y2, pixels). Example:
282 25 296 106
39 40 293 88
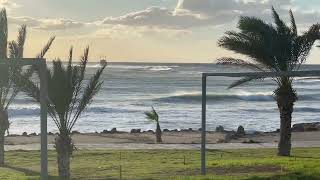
8 63 320 134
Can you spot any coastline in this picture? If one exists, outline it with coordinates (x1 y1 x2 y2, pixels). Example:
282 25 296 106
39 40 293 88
4 124 320 150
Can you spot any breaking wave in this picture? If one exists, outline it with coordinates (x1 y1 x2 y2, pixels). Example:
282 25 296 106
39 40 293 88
155 91 319 103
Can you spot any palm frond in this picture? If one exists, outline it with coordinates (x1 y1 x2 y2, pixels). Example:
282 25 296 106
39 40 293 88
228 76 264 89
16 25 26 58
218 7 320 89
0 8 7 59
36 36 55 58
144 106 159 122
272 7 290 34
216 57 265 71
289 10 297 36
68 63 106 131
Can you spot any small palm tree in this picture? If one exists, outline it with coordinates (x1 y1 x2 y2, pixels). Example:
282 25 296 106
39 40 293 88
145 106 162 143
23 47 106 179
0 8 54 166
217 7 320 156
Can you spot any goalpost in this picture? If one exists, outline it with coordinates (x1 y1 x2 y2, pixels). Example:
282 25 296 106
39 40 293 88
0 58 48 180
201 70 320 175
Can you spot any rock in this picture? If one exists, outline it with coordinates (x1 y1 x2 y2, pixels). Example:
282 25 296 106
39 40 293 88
188 128 193 131
102 130 109 134
242 139 261 144
171 129 179 132
198 128 202 131
163 129 170 132
22 132 28 136
30 132 37 136
236 126 245 136
147 130 154 133
72 131 80 134
110 128 117 134
130 129 141 133
216 126 225 132
48 132 54 135
292 122 320 132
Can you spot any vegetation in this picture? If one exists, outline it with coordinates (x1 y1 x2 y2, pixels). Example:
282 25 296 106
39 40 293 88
217 7 320 156
23 47 106 179
145 106 162 143
0 148 319 179
0 8 54 166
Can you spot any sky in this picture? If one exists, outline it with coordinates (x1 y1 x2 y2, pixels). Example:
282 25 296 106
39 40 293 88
1 0 320 63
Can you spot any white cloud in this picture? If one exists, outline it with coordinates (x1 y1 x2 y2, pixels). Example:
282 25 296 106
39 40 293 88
0 0 20 10
8 16 88 30
100 0 320 30
91 25 191 40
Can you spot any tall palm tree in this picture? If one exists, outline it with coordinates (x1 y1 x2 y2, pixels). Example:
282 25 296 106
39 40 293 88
217 8 320 156
23 47 106 179
0 8 54 166
145 106 162 143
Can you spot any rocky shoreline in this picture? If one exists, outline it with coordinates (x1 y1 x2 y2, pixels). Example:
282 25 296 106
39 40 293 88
10 122 320 138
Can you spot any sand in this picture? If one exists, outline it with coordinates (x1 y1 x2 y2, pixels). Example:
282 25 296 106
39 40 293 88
3 131 320 150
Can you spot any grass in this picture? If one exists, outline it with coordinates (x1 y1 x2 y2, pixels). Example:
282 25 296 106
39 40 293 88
0 148 319 179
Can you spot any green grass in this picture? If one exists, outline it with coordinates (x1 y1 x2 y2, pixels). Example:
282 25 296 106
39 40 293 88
0 148 320 179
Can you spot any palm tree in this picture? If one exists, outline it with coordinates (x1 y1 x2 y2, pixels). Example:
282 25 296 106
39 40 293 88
145 106 162 143
23 47 106 179
0 8 54 166
217 7 320 156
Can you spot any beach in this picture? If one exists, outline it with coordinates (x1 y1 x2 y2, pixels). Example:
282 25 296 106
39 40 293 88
4 130 320 151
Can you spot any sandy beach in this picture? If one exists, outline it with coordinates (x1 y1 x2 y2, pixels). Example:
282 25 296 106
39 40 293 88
4 130 320 150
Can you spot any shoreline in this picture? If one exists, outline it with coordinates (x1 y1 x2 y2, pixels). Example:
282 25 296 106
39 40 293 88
3 122 319 150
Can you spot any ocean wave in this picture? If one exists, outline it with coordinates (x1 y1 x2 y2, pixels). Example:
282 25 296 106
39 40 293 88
154 91 320 103
109 65 178 72
155 91 274 103
294 107 320 113
8 106 139 117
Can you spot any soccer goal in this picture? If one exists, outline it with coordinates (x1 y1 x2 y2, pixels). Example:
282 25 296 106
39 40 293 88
201 70 320 175
0 58 48 180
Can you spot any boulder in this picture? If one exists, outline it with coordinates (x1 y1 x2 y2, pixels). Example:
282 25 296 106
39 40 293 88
102 130 109 134
130 129 141 133
163 129 170 132
110 128 117 134
147 130 154 133
72 130 80 134
236 126 245 136
215 126 225 132
292 122 320 132
48 132 54 135
30 132 37 136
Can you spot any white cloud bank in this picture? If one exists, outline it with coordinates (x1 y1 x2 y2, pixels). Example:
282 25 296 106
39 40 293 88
5 0 320 39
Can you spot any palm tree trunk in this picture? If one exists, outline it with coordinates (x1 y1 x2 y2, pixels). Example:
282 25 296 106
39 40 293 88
0 110 8 166
156 122 162 143
55 134 73 179
275 84 297 156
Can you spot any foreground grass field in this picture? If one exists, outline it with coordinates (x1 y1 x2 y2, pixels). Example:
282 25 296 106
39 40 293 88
0 148 319 179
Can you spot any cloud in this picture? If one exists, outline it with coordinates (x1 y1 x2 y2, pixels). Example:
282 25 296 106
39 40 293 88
100 0 320 30
8 16 88 30
99 7 206 29
91 25 191 40
0 0 20 10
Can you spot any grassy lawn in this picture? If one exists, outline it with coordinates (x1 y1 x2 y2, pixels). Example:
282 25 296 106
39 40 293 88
0 148 319 179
